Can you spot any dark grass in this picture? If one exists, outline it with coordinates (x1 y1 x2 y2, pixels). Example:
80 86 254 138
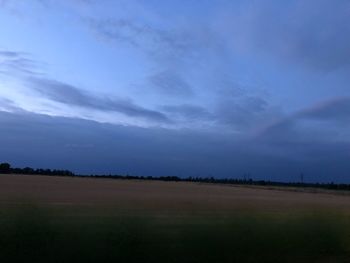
0 206 349 263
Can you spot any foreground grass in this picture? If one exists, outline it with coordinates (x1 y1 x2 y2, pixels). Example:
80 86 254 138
1 205 349 263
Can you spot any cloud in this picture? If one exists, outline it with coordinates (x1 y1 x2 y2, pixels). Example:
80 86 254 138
300 97 350 122
28 77 171 123
214 96 275 130
0 50 41 76
149 70 194 97
0 49 172 125
225 0 350 71
160 104 211 120
86 16 220 61
0 98 21 112
0 51 22 57
256 97 350 142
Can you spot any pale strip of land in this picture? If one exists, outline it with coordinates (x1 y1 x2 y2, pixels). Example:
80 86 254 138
1 174 350 216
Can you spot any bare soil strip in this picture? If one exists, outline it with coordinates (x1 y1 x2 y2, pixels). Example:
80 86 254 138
1 174 350 215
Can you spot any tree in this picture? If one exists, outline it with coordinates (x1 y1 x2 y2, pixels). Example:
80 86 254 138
0 163 11 174
22 167 34 174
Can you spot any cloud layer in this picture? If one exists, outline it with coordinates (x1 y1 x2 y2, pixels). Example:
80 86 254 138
1 110 349 183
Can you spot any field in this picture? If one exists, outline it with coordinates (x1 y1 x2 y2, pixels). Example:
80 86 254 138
1 174 350 262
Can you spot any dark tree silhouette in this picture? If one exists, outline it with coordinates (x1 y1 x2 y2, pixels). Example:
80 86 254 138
0 163 11 174
0 162 75 177
1 161 350 191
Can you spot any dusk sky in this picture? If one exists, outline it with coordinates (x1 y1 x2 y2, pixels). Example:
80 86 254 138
1 0 350 182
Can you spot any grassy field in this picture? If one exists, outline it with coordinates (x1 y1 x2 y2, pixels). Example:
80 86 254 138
1 174 350 262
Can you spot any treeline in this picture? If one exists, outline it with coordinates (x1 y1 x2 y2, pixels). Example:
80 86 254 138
1 162 350 191
0 163 74 177
85 174 350 191
206 178 350 191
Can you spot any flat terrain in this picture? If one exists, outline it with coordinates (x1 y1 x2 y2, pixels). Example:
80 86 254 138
1 174 350 262
0 174 349 215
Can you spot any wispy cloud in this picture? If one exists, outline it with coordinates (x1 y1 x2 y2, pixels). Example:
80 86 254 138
224 0 350 71
0 49 171 125
300 97 350 121
149 70 194 97
28 77 171 123
160 104 211 121
0 97 21 112
256 97 350 142
0 50 42 76
87 17 209 58
212 93 282 133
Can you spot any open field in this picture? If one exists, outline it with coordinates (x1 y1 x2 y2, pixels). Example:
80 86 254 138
1 174 350 215
1 174 350 262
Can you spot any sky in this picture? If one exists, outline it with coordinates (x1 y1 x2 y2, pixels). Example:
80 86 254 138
1 0 350 182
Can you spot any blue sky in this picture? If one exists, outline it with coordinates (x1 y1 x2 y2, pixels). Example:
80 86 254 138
1 0 350 182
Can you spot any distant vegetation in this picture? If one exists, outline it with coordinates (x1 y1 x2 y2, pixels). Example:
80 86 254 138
0 162 74 177
1 162 350 191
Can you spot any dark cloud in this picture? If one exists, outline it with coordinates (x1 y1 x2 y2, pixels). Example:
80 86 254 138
256 97 350 143
300 97 350 122
228 0 350 71
214 96 273 129
28 77 171 123
1 110 349 182
159 95 276 129
149 70 194 97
